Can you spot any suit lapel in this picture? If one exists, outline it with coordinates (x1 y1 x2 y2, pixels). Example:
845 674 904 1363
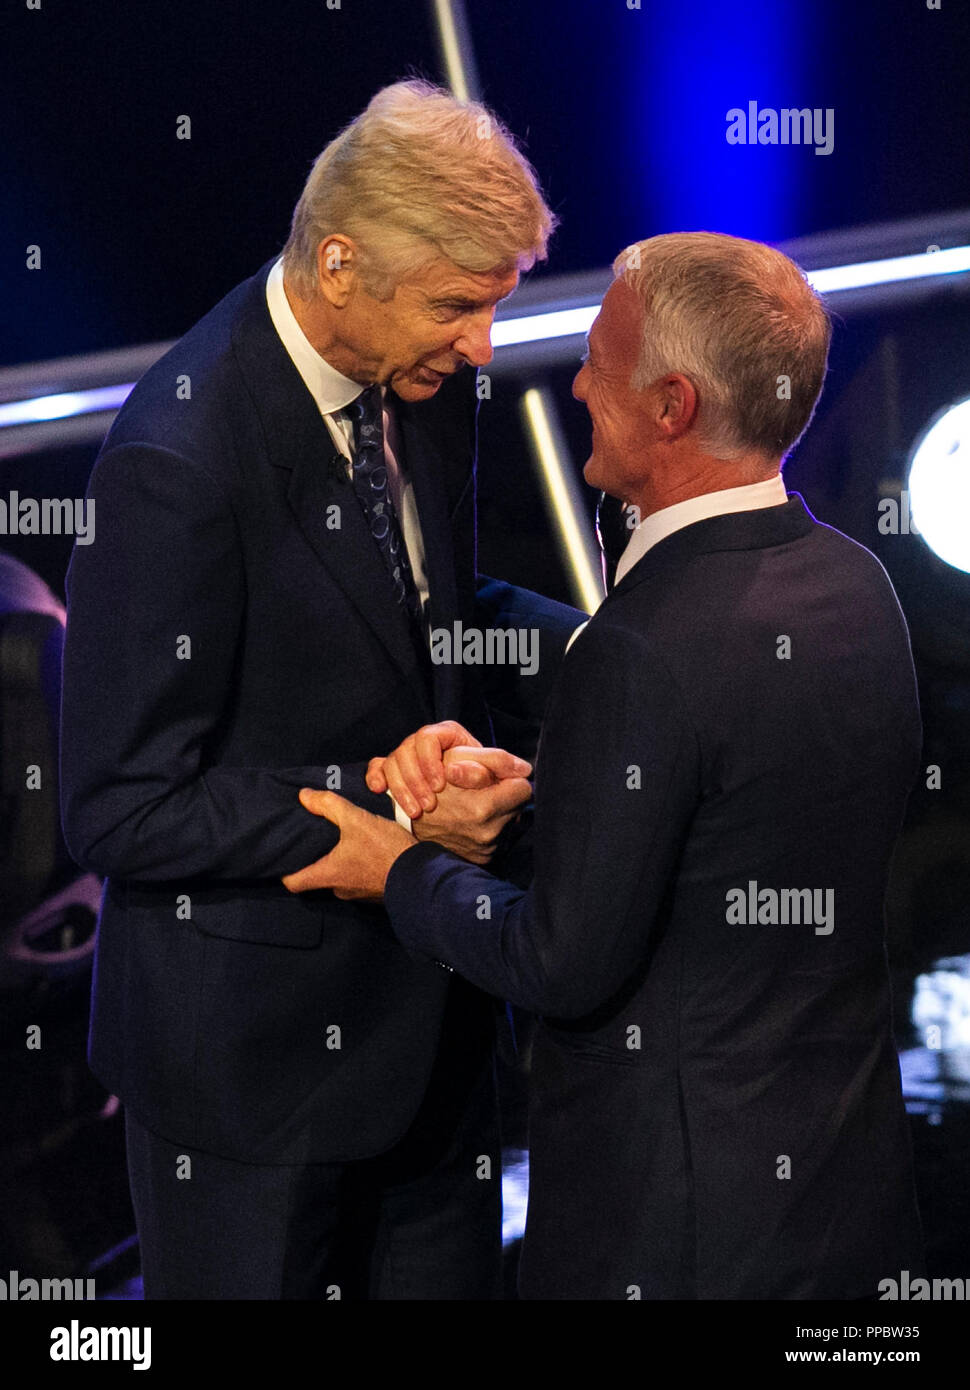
396 401 464 720
285 440 434 699
230 261 435 708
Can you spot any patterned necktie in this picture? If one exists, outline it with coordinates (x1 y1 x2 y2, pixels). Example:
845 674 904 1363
347 385 423 626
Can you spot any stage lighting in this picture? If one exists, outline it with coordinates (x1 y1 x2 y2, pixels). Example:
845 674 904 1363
908 397 970 575
0 385 133 427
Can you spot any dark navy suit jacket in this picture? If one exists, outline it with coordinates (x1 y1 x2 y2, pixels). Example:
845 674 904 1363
59 258 579 1164
386 496 927 1298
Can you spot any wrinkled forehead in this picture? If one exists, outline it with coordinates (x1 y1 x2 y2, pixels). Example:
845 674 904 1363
589 278 643 360
412 256 520 301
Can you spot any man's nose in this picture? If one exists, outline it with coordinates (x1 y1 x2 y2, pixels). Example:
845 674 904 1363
455 312 496 367
572 363 588 401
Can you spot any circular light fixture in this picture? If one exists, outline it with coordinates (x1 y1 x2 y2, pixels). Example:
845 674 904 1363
908 397 970 574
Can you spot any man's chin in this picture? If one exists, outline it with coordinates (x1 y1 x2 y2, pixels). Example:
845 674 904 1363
582 456 602 490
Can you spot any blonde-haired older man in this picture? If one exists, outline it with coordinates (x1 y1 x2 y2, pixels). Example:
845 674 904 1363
61 81 581 1299
292 231 926 1299
281 80 554 401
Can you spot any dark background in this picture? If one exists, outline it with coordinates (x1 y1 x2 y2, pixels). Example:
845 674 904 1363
3 0 970 365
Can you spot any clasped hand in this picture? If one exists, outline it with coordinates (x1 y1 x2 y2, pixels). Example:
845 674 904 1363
281 722 532 902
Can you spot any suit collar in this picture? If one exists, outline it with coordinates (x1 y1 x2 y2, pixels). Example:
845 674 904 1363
264 255 364 415
609 494 817 598
614 474 788 586
230 258 328 477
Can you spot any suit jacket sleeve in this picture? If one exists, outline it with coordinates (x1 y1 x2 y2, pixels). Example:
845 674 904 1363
60 442 393 882
384 617 701 1018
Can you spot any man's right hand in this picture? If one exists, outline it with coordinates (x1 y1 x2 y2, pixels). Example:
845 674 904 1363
366 720 531 818
410 763 533 864
366 721 533 864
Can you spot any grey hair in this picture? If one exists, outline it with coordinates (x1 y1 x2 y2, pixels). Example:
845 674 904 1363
283 79 556 301
613 232 832 461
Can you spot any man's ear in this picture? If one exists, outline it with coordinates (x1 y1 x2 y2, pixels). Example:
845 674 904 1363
657 373 699 441
314 235 358 308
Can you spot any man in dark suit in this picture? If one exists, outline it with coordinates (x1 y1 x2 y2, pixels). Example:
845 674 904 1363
59 80 581 1299
289 231 927 1299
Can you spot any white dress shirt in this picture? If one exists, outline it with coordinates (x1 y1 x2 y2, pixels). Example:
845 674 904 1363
613 474 788 587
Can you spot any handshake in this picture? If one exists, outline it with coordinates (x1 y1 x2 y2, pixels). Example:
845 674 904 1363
282 722 533 901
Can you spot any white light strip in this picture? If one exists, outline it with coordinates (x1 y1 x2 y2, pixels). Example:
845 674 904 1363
492 244 970 348
491 306 599 349
3 244 970 431
806 244 970 294
522 387 605 615
433 0 474 104
0 383 133 427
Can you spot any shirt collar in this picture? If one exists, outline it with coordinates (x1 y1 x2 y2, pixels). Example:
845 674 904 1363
614 474 789 586
265 256 365 416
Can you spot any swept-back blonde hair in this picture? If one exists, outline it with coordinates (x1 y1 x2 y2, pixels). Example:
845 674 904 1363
283 80 556 299
614 232 832 461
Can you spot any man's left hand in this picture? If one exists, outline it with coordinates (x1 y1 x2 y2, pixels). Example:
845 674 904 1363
282 788 417 901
